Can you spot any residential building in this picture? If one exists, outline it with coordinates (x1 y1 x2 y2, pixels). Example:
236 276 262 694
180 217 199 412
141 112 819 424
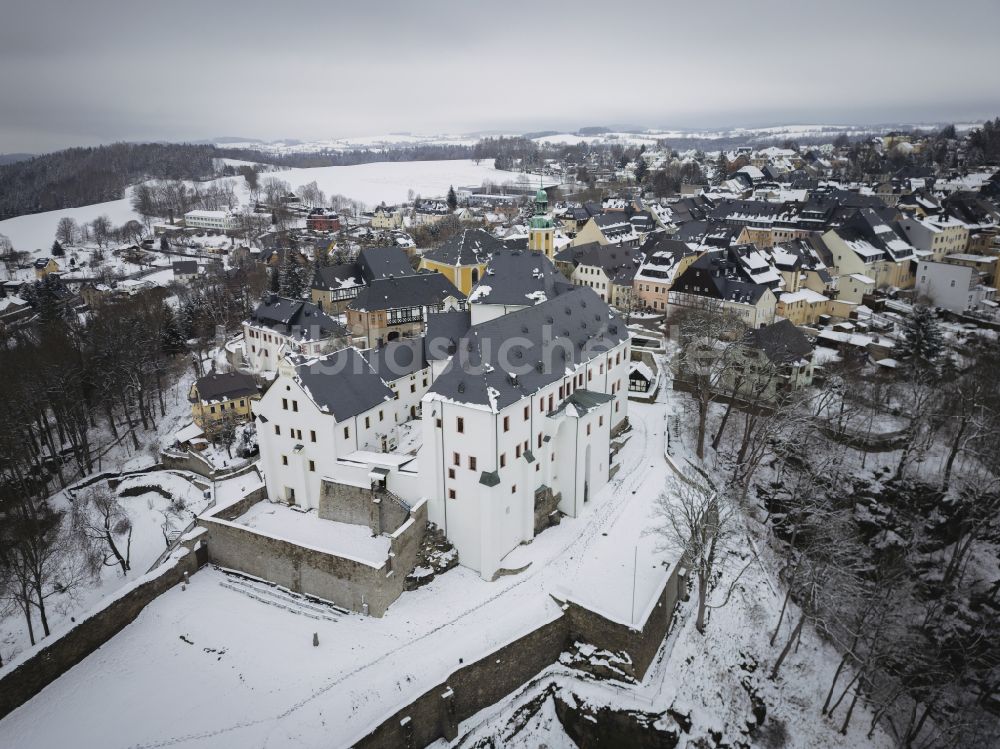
669 250 778 328
305 209 342 232
184 210 240 232
243 295 349 373
310 246 413 313
419 228 505 294
897 214 969 261
914 260 995 312
172 260 199 283
347 272 466 348
572 214 640 248
33 257 59 279
554 242 641 308
189 372 260 430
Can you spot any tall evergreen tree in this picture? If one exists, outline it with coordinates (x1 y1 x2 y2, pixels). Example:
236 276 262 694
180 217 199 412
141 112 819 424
51 240 64 256
278 252 304 298
897 304 945 369
446 185 458 212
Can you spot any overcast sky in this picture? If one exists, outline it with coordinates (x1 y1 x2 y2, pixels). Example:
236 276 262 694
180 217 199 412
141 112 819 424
2 0 999 154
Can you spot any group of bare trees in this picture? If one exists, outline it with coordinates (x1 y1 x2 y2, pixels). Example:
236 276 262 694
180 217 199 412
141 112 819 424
131 178 240 224
669 303 1000 745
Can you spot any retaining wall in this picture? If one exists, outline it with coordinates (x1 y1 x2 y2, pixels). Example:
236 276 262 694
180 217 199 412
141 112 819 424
0 529 207 720
199 497 427 617
352 554 685 748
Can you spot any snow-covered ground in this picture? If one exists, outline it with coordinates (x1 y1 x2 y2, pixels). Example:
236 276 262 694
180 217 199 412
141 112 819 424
0 392 680 749
234 502 391 566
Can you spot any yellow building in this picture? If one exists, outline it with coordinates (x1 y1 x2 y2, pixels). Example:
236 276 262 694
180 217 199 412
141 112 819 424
189 372 260 431
419 228 504 295
33 257 60 279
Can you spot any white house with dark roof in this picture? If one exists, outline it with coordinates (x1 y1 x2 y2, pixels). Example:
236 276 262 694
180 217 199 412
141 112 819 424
254 340 432 508
421 285 630 580
242 295 349 374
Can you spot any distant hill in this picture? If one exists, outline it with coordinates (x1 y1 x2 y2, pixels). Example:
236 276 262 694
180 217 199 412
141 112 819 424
0 153 33 166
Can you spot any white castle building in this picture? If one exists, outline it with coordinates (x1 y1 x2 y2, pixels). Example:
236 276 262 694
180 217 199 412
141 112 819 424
253 250 630 581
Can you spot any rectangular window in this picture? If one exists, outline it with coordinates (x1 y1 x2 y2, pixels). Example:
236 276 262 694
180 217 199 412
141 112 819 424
379 410 384 422
503 416 510 432
282 398 288 410
448 467 455 479
448 489 456 499
436 418 442 428
309 460 315 472
523 406 529 420
587 424 592 436
343 426 350 439
365 416 371 428
410 384 416 393
281 455 288 466
457 417 464 433
275 425 280 435
210 406 216 414
239 400 245 407
310 430 316 443
469 456 477 470
500 453 506 468
453 452 460 466
516 444 522 459
537 433 542 448
548 395 553 411
292 400 298 412
511 485 517 494
599 416 604 427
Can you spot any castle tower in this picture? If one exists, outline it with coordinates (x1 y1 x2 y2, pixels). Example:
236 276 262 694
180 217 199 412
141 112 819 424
528 186 555 259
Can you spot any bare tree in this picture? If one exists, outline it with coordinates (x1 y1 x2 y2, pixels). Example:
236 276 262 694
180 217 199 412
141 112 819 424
654 475 733 633
71 485 133 576
55 217 78 246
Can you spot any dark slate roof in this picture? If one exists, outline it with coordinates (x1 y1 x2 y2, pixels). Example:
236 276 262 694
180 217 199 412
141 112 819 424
294 347 394 421
671 251 771 305
312 263 364 291
361 337 428 382
172 260 198 274
195 372 258 403
424 309 472 361
554 241 602 264
422 228 504 267
357 246 414 281
468 249 574 307
745 319 813 364
250 296 347 341
349 272 465 312
427 286 628 412
569 243 641 285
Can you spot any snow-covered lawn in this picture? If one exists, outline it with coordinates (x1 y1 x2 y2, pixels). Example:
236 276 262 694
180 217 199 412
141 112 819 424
233 502 391 566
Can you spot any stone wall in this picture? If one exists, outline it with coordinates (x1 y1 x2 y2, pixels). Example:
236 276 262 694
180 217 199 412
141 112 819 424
564 561 685 681
199 497 427 617
0 530 206 720
533 486 561 534
352 558 686 747
319 481 412 537
352 615 570 749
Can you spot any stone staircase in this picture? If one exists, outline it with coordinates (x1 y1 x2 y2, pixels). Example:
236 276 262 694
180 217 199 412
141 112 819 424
217 568 348 622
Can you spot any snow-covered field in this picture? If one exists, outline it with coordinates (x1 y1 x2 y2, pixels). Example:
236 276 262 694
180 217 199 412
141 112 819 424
0 159 532 256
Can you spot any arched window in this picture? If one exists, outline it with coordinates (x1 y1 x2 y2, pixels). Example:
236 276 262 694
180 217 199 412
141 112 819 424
471 267 480 285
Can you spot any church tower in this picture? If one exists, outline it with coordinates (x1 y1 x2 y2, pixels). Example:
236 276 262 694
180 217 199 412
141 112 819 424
528 187 555 259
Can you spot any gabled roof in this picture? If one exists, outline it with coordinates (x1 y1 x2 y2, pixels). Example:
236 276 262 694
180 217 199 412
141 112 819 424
745 319 813 364
361 337 428 382
424 309 472 361
671 251 772 305
349 272 465 312
249 296 347 341
312 263 364 291
422 228 504 267
172 260 198 274
195 371 258 403
567 243 642 286
469 249 574 306
294 347 394 421
357 246 413 282
427 286 627 412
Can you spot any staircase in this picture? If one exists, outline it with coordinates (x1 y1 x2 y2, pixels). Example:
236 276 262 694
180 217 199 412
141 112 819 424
217 569 348 621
